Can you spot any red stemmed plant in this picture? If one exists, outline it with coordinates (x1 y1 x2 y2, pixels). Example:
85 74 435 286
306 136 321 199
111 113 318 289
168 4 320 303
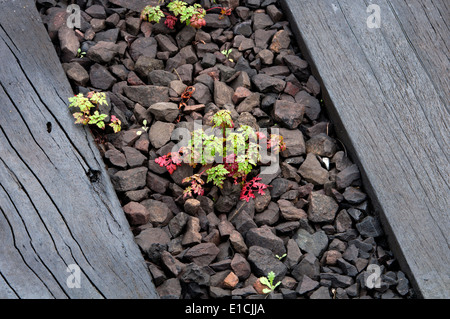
154 110 286 202
141 0 232 30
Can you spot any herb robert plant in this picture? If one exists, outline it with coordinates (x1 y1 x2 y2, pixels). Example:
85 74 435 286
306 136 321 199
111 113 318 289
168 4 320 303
155 110 286 201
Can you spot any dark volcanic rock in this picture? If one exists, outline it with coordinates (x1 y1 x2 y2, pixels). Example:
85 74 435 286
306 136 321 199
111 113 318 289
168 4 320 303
184 243 220 267
148 70 178 86
269 178 290 199
176 25 197 48
246 226 286 256
252 74 286 93
252 12 273 31
148 102 180 122
58 27 79 62
123 201 150 226
168 212 189 238
269 30 291 53
62 62 89 86
134 227 170 256
94 28 120 43
343 187 367 205
278 199 307 221
295 90 321 120
90 63 117 90
336 164 360 189
111 167 147 192
298 153 329 185
141 199 173 227
296 275 320 295
356 216 384 238
247 245 287 282
254 202 280 226
320 273 354 288
134 56 164 79
234 20 253 37
157 278 182 299
205 14 231 28
146 171 170 194
294 229 329 258
231 253 252 280
308 192 339 223
291 253 321 281
273 100 305 129
279 128 306 157
305 133 337 157
310 286 331 299
148 121 175 148
129 37 158 61
123 85 169 108
283 55 309 81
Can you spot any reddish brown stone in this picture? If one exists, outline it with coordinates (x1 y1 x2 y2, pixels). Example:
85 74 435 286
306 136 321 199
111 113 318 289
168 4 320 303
184 243 220 266
232 86 252 105
127 71 145 86
123 201 150 226
223 271 239 289
183 104 205 113
284 81 301 97
253 278 270 295
231 253 251 280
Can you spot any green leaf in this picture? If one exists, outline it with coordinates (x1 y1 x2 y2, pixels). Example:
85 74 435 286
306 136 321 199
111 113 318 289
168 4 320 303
167 0 187 16
212 110 233 129
259 277 270 287
206 164 229 188
142 5 165 23
262 288 272 294
90 92 107 106
96 121 105 129
267 271 276 284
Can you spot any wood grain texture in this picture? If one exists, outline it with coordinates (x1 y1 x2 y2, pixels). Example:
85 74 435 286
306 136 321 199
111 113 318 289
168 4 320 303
0 0 158 298
281 0 449 298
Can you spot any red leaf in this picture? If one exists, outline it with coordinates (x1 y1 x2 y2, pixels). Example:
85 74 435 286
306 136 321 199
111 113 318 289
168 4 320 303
155 152 182 174
240 176 268 202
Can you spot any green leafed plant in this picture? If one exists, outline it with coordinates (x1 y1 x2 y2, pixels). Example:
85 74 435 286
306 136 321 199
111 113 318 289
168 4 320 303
221 48 233 62
141 0 232 30
259 271 281 294
140 5 165 24
68 92 121 132
155 109 286 200
141 1 206 29
275 253 287 260
76 48 86 58
136 119 149 136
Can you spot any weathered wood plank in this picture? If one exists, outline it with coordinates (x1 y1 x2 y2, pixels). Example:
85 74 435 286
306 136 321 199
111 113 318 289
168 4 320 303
0 0 158 298
281 0 449 298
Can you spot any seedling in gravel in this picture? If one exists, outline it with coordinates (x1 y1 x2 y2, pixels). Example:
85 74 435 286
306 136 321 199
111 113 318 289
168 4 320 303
136 119 149 136
155 109 286 201
109 115 122 134
68 92 121 132
141 0 232 30
259 271 281 294
76 48 86 58
221 48 234 62
276 254 285 260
